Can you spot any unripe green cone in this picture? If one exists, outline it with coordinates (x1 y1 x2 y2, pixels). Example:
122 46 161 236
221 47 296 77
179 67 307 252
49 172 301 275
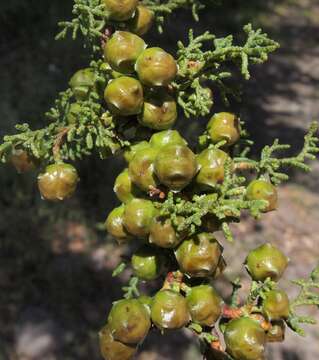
128 5 154 36
138 90 177 130
123 199 157 236
105 205 132 242
131 245 164 280
11 149 36 173
186 285 222 326
149 130 187 148
104 31 146 74
124 141 151 163
99 325 136 360
136 47 178 87
108 298 151 344
196 148 229 188
207 112 240 146
262 289 290 321
38 163 79 201
245 243 288 282
66 102 82 124
128 147 159 192
104 0 138 21
104 76 144 116
69 68 96 101
175 233 222 277
267 320 286 343
246 179 278 212
114 168 140 203
149 216 183 248
151 290 190 329
155 145 198 191
224 317 266 360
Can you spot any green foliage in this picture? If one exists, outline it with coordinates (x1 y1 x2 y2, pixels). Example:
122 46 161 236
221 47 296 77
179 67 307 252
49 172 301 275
234 122 319 185
287 266 319 336
175 25 279 117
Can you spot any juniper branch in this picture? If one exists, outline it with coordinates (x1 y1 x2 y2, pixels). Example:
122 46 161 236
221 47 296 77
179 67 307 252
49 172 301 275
174 24 279 117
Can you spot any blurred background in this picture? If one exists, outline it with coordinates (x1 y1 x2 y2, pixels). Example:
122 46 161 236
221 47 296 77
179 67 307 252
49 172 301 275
0 0 318 359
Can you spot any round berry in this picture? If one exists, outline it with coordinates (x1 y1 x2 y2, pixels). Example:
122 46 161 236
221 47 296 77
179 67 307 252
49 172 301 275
175 233 223 278
104 0 138 21
262 289 290 321
267 320 286 343
11 149 36 173
196 148 229 188
128 5 154 36
99 326 136 360
151 290 190 330
246 179 278 212
149 216 183 248
105 205 132 242
124 141 151 163
207 112 240 146
104 31 146 74
69 68 96 101
245 243 288 282
128 147 159 192
131 245 165 280
136 47 178 87
38 163 79 201
154 145 198 191
224 317 266 360
186 285 222 327
108 298 151 344
149 129 187 148
138 90 177 130
123 198 157 236
114 168 140 203
104 76 144 116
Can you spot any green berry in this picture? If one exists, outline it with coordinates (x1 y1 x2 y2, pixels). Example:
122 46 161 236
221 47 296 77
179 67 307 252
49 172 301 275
38 163 79 201
262 289 290 321
135 47 178 87
196 148 229 188
267 320 285 343
99 325 136 360
114 168 140 203
104 76 144 116
131 245 165 280
124 141 151 163
246 179 278 212
154 145 198 191
149 129 187 148
149 216 183 248
11 149 36 173
186 285 222 326
207 112 240 146
128 147 159 192
224 317 266 360
138 90 177 130
104 31 146 74
151 290 190 330
108 298 151 344
69 68 96 101
105 205 132 242
104 0 138 21
175 233 222 278
128 5 154 36
123 199 157 236
245 243 288 282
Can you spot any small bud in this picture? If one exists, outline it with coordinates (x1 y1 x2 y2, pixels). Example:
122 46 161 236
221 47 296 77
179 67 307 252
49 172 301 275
262 289 290 321
131 245 165 280
128 5 154 36
103 0 138 21
69 68 96 101
246 179 278 212
207 112 240 146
